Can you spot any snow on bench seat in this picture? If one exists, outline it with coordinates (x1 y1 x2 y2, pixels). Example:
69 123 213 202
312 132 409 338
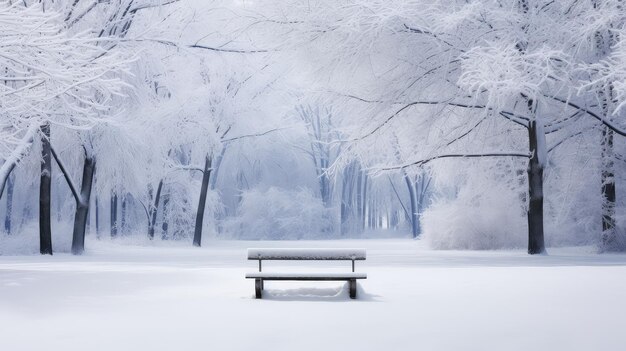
247 248 366 260
246 272 367 280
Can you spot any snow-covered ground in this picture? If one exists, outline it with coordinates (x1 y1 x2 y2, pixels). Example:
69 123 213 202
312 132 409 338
1 239 625 351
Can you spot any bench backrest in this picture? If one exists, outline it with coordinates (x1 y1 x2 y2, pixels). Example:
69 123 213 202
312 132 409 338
247 248 366 261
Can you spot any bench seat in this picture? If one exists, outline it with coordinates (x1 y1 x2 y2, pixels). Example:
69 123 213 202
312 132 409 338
246 272 367 280
248 248 366 260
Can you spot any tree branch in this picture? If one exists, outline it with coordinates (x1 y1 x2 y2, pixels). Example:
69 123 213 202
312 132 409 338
402 24 458 49
379 152 531 171
548 130 585 153
388 176 411 222
356 100 529 141
122 38 271 53
137 199 151 222
445 116 487 147
498 112 530 128
544 110 584 134
546 95 626 137
0 125 38 199
50 146 81 205
222 127 289 143
129 0 181 14
169 165 206 173
189 44 270 54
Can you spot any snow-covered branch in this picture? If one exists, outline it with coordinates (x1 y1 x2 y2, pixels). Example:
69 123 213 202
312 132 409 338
222 127 290 143
0 124 39 198
378 152 531 171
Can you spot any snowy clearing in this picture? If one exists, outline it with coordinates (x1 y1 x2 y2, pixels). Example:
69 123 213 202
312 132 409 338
1 239 625 351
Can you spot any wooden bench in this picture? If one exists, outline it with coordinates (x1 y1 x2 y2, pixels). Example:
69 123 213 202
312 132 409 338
245 248 367 299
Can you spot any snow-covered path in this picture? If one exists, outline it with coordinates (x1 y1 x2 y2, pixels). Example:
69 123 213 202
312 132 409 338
1 240 625 351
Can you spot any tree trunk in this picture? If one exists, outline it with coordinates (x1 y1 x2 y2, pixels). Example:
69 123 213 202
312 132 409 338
415 184 426 236
209 149 225 234
527 120 546 254
319 149 331 208
193 155 212 247
386 211 390 229
390 209 398 230
368 193 376 229
404 176 419 238
340 162 357 235
148 179 164 239
361 174 368 231
600 127 617 250
345 163 356 234
320 172 331 208
209 148 226 189
340 163 354 235
110 192 118 237
415 174 429 236
39 123 53 255
95 196 100 238
161 194 169 240
20 199 30 231
120 195 127 233
356 170 363 230
594 20 620 251
4 174 14 234
71 155 96 255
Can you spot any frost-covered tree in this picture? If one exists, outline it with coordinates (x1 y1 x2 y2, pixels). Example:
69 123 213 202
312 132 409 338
0 1 132 254
296 103 339 208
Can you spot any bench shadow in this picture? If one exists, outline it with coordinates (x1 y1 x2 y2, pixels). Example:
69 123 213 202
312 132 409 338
259 283 379 302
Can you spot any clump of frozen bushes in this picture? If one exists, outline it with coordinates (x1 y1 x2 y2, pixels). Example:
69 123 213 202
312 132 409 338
222 187 334 240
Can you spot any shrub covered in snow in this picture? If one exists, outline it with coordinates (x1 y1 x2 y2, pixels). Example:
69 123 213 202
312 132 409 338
422 181 526 250
222 187 333 240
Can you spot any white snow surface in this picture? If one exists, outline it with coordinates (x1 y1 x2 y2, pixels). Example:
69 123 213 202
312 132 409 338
1 239 625 351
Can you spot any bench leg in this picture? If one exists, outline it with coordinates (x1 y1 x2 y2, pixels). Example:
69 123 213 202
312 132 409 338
349 279 357 299
255 278 263 299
